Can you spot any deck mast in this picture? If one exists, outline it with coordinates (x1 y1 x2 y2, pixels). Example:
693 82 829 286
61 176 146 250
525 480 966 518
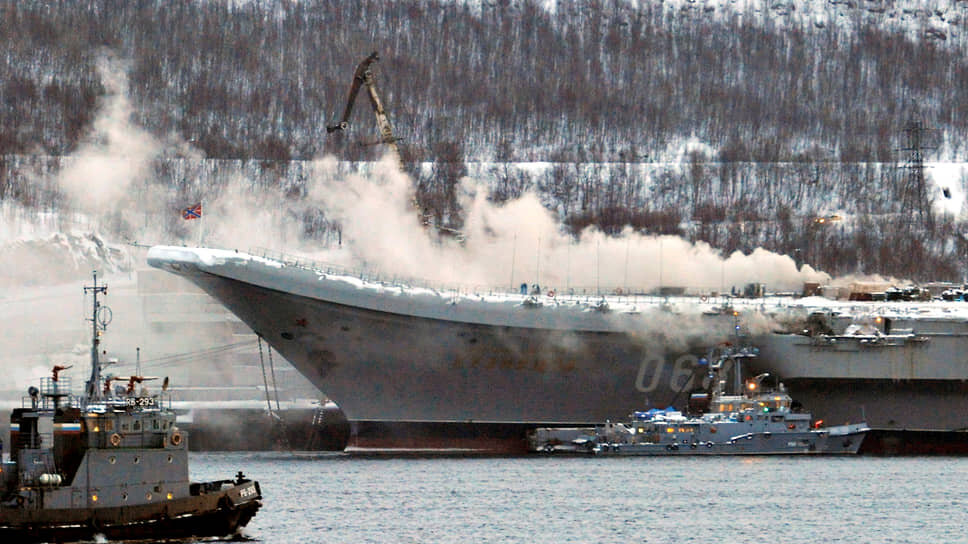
84 272 110 401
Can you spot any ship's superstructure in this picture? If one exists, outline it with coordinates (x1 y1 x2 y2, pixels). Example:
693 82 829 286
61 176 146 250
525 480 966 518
751 304 968 450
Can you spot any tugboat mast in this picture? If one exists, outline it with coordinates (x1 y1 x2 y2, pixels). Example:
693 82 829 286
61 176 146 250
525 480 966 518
84 271 109 401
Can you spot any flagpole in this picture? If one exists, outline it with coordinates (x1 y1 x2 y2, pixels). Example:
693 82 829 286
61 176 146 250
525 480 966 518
182 203 204 245
198 199 204 247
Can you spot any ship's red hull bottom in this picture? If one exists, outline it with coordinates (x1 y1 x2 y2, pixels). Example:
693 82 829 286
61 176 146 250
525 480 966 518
348 421 537 454
860 429 968 455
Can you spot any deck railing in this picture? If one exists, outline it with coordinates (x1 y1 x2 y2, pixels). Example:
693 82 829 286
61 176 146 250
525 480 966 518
246 246 756 308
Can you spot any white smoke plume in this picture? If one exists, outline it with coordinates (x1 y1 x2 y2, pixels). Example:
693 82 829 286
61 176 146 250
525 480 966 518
0 52 828 299
300 152 829 295
0 50 832 408
58 53 161 221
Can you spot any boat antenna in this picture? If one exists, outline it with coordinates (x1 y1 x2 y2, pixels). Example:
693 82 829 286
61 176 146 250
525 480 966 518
535 236 541 291
623 238 630 293
509 234 517 290
730 311 744 395
566 242 571 292
84 271 111 401
596 239 601 296
658 236 664 295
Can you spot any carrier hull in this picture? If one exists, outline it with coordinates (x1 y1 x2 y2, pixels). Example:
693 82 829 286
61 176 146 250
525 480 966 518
147 247 738 427
148 247 968 453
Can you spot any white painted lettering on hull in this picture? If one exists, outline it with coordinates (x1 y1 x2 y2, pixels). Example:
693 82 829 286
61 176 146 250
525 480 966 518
671 354 700 392
635 354 665 392
636 353 703 393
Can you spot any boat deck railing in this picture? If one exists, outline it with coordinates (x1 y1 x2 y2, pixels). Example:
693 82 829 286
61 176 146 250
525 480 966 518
24 376 80 410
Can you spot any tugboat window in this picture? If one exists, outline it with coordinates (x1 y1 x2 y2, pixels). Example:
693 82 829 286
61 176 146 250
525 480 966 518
134 421 141 431
153 420 159 430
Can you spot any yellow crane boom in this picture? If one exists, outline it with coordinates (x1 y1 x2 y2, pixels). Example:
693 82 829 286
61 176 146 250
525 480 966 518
326 51 399 161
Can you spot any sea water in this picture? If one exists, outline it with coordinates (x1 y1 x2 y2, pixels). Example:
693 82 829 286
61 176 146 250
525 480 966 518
184 452 967 544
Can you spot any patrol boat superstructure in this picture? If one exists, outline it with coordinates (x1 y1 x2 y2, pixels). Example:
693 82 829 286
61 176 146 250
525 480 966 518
529 345 868 455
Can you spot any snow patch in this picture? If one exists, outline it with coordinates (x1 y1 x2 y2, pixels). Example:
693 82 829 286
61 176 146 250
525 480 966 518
0 232 133 287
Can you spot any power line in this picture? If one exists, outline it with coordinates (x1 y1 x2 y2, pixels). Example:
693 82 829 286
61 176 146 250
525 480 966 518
116 340 259 371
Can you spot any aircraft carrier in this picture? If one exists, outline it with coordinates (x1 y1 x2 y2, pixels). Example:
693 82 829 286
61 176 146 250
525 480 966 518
147 245 968 454
752 300 968 454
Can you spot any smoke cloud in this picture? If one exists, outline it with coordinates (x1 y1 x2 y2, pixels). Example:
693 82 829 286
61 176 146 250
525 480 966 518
2 49 834 404
1 52 830 299
58 53 161 219
298 152 830 295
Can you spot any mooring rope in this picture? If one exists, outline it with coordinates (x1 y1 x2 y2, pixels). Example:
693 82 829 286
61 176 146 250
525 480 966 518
267 343 282 412
257 336 273 414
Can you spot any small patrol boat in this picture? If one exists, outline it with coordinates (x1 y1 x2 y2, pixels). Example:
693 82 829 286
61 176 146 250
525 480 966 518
0 273 262 542
529 344 869 456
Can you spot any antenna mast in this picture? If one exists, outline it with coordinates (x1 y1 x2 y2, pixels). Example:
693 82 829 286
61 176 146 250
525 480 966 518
84 272 111 401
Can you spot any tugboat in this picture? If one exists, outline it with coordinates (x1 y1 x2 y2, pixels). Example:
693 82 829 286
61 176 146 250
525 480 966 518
529 344 869 456
0 273 262 542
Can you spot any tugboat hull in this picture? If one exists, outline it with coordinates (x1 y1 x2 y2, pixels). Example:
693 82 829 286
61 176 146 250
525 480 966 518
0 480 261 543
